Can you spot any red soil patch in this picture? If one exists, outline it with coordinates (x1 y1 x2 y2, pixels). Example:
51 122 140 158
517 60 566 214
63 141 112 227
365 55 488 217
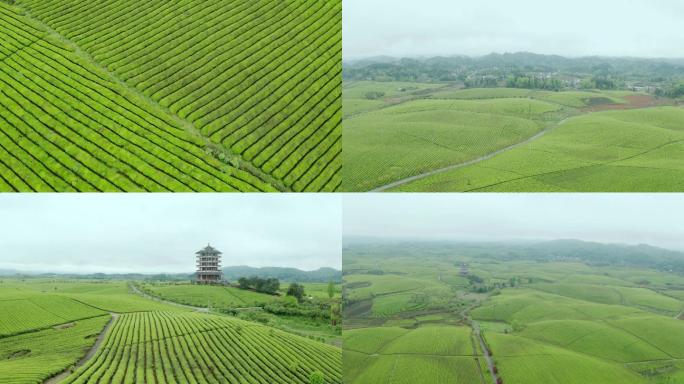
583 94 673 112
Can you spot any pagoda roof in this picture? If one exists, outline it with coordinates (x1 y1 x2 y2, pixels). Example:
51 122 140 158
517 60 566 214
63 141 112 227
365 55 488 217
196 244 222 255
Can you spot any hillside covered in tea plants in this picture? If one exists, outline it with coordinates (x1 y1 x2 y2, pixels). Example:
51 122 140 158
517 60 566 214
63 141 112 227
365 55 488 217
0 0 341 192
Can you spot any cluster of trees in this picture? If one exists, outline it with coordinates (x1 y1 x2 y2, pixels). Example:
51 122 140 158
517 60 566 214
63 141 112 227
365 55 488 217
345 53 684 95
463 75 498 88
223 266 341 283
505 75 562 91
579 75 619 90
467 274 524 293
286 282 306 301
237 276 280 295
364 91 385 100
264 301 331 320
656 81 684 98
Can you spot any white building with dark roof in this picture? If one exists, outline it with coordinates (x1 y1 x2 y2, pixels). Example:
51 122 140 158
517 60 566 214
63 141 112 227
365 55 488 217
195 244 223 284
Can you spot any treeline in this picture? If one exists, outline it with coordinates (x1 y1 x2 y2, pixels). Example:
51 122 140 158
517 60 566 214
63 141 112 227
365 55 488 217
344 53 684 90
505 75 563 91
344 239 684 275
223 266 342 283
656 81 684 98
237 276 280 295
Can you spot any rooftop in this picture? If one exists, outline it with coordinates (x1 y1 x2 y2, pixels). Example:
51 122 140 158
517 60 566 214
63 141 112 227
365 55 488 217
196 244 222 255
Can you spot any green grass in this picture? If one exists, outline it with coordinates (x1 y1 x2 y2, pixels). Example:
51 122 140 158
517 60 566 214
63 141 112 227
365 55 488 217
344 274 426 301
608 316 684 358
0 316 110 383
0 279 188 314
519 320 670 362
343 79 679 192
530 283 683 315
344 245 684 383
343 97 563 191
0 294 105 336
140 282 342 341
0 0 341 192
395 106 684 191
0 279 342 383
141 283 278 309
382 325 473 356
343 326 482 384
342 81 446 117
487 333 647 384
371 292 425 317
295 282 342 300
430 87 533 100
347 355 482 384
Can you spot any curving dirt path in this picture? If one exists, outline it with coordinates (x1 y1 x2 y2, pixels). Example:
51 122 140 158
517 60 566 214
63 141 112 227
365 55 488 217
44 313 119 384
473 323 500 384
372 117 573 192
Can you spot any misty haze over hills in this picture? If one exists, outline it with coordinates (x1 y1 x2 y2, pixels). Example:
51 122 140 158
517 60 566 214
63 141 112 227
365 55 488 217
343 0 684 59
343 238 684 274
343 52 684 84
0 266 342 283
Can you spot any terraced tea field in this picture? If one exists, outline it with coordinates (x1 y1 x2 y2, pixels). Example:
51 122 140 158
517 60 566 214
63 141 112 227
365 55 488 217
138 282 343 343
138 283 279 310
0 0 341 192
342 81 681 192
344 325 484 383
0 279 341 383
343 241 684 383
63 311 341 384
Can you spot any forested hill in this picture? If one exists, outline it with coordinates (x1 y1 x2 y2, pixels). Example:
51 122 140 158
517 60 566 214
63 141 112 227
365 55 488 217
222 266 342 283
508 239 684 271
343 238 684 274
344 52 684 85
0 267 343 282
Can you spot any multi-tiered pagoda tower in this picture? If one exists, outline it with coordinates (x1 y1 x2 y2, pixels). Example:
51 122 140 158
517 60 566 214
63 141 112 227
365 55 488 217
195 244 223 284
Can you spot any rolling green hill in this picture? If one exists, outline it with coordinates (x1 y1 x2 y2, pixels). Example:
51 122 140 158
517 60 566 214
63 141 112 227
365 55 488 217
344 241 684 383
343 326 482 384
62 311 341 384
342 80 682 192
0 0 341 191
0 279 341 383
396 106 684 192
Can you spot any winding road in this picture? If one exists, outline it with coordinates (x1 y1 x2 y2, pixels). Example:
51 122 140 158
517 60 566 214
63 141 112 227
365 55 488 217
371 116 574 192
472 322 500 384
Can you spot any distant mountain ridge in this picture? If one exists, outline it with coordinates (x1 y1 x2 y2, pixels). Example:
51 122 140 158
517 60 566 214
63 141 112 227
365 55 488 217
343 51 684 82
0 266 342 283
343 238 684 273
222 266 342 283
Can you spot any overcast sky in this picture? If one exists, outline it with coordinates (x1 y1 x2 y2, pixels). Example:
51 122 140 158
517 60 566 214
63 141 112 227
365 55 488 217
0 194 341 274
344 0 684 59
344 194 684 251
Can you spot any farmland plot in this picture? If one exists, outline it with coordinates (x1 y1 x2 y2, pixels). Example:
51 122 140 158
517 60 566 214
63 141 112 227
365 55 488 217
0 0 341 191
393 106 684 192
343 326 482 384
0 316 110 383
344 242 684 383
63 311 342 384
